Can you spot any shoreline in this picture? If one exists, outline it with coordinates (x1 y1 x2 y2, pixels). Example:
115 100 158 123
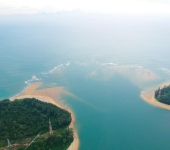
140 81 170 110
10 82 79 150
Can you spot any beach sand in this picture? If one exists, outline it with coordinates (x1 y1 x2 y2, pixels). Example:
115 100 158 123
140 82 170 110
10 82 79 150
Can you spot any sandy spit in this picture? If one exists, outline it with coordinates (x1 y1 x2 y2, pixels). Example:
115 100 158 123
140 81 170 110
10 82 79 150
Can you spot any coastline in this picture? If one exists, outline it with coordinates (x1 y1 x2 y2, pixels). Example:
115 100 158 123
140 81 170 110
10 82 79 150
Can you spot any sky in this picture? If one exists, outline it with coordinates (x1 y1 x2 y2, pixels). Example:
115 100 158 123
1 0 170 15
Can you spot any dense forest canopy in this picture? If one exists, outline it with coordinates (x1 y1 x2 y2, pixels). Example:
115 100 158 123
155 85 170 105
0 98 73 150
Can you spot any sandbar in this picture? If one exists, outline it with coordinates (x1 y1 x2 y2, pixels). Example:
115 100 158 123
140 81 170 110
10 82 79 150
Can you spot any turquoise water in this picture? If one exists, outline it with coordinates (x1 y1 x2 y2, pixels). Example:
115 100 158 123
73 80 170 150
1 13 170 150
60 69 170 150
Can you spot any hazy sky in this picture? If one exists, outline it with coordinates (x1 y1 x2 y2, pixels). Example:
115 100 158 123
1 0 170 14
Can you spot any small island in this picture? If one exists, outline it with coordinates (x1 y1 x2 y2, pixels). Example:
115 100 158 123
0 98 73 150
155 85 170 105
141 82 170 110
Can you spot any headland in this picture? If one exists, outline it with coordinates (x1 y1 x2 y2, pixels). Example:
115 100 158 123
140 82 170 110
10 82 79 150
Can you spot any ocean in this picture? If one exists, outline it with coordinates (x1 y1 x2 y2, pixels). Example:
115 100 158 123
1 13 170 150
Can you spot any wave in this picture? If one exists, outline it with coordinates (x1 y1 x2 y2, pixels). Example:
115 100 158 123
100 62 117 66
66 62 70 66
159 67 170 75
11 75 41 99
10 83 31 99
41 64 65 74
25 75 41 84
121 65 143 68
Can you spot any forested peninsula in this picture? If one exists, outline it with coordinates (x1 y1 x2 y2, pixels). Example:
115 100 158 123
155 85 170 105
0 98 73 150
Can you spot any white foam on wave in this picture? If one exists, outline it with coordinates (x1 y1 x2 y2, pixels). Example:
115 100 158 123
25 75 41 84
43 64 64 74
43 74 48 77
79 62 87 66
11 75 41 99
66 62 70 66
49 64 63 73
41 63 71 75
159 67 170 75
99 62 143 69
74 61 88 66
41 72 48 75
122 65 143 68
10 83 31 99
100 62 117 66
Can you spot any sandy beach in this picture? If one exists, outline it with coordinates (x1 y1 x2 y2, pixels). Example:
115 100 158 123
140 82 170 110
10 82 79 150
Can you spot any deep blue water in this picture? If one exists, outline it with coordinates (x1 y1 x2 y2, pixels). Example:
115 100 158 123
1 13 170 149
